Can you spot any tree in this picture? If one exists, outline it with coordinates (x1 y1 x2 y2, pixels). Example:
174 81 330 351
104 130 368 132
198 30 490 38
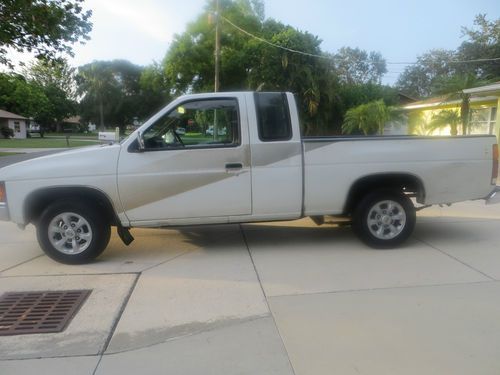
333 47 387 85
457 14 500 80
432 73 490 134
77 60 147 132
0 72 51 122
0 0 92 67
165 0 263 94
396 14 499 99
23 59 78 131
162 0 393 135
342 100 400 135
395 49 457 98
428 110 461 136
77 62 118 130
24 58 78 100
138 62 172 119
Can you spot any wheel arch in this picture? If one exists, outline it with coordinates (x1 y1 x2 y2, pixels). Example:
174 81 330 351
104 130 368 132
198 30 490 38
343 173 426 215
24 186 119 226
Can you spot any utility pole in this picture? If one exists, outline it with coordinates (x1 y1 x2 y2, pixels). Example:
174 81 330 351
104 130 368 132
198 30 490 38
214 0 221 92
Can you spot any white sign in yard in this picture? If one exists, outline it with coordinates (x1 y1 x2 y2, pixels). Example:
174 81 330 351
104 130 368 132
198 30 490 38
98 128 120 142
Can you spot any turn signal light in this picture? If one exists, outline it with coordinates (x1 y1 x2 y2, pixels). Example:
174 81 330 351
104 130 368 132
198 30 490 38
0 182 6 204
493 144 499 185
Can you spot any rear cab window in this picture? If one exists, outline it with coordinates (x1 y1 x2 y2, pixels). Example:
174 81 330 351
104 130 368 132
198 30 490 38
255 93 292 142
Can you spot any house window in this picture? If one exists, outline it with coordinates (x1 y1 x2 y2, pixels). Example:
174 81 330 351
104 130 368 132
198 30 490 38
14 121 21 133
469 107 496 135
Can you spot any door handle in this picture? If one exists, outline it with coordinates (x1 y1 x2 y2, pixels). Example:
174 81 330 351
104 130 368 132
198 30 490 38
225 163 243 170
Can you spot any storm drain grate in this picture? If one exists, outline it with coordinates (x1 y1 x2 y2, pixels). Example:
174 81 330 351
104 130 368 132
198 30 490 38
0 290 91 336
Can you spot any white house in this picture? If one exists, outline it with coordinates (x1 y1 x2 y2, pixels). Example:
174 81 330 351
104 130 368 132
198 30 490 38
0 109 28 139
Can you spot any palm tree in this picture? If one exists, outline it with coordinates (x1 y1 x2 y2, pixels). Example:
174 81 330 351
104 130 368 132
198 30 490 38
432 74 491 135
428 110 461 136
76 63 115 130
342 100 402 135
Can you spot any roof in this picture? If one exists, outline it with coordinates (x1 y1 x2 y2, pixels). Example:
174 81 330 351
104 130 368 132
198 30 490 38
402 82 500 111
0 109 27 120
63 116 81 124
463 82 500 96
404 95 498 110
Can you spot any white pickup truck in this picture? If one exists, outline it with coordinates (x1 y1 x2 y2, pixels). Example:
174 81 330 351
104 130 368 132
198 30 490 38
1 92 499 264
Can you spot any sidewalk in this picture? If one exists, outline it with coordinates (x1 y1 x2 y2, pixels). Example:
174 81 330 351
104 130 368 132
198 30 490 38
1 201 500 374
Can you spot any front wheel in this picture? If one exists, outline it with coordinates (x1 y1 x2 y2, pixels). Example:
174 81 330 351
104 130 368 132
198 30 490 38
352 190 416 248
36 201 111 264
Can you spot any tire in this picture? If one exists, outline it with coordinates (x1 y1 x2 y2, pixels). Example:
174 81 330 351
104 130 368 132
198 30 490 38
36 200 111 264
352 190 416 248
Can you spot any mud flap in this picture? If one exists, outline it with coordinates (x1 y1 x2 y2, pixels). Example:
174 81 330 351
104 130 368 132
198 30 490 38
117 225 134 246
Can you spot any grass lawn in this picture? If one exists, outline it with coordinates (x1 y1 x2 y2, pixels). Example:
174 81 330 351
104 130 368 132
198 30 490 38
0 138 100 148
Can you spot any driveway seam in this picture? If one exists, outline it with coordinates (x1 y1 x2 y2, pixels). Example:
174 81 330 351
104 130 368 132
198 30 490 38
99 273 141 355
0 254 44 274
414 236 496 280
266 279 499 299
92 272 141 375
239 224 298 375
138 250 193 273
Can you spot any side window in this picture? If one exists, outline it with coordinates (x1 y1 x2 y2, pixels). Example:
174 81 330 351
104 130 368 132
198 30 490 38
142 98 240 150
255 93 292 142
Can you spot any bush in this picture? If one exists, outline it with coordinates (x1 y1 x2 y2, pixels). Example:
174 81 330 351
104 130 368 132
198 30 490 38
1 127 14 139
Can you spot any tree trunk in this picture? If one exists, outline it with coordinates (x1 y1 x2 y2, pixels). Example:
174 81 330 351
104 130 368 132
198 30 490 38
99 99 105 131
461 94 470 135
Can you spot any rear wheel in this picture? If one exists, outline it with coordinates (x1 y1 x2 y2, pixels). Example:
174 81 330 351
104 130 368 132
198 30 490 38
36 201 110 264
353 190 416 248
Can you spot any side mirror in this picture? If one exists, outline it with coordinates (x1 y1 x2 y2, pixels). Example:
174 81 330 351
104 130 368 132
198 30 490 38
137 131 145 152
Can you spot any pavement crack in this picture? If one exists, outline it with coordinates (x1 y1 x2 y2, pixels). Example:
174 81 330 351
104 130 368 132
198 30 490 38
414 236 496 281
267 279 499 299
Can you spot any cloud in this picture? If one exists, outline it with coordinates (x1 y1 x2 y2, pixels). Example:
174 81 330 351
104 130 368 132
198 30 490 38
87 0 178 42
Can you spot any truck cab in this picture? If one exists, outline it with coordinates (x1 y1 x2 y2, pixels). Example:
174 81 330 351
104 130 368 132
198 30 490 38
117 92 303 227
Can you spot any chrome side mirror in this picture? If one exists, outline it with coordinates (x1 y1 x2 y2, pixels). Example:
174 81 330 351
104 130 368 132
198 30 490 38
137 131 145 152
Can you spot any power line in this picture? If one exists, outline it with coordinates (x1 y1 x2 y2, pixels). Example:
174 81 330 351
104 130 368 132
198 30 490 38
221 15 500 66
449 57 500 64
221 15 331 60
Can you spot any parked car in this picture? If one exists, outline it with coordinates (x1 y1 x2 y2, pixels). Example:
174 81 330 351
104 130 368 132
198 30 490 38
27 124 43 138
0 91 498 264
205 126 226 136
175 127 186 135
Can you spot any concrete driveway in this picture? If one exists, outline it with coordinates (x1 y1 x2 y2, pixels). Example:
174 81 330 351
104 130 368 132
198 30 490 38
1 201 500 375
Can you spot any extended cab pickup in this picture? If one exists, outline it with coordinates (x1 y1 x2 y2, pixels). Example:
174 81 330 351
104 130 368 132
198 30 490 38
0 92 499 264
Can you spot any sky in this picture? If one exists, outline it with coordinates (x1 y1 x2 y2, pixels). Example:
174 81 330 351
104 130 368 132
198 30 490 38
8 0 500 85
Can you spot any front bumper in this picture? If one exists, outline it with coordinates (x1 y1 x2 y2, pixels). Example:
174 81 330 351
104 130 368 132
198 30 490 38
485 186 500 205
0 203 10 221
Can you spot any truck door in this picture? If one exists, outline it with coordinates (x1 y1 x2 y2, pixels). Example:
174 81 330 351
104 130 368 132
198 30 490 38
117 96 251 224
241 92 303 221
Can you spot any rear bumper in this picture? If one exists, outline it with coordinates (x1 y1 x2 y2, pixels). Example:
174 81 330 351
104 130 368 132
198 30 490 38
485 186 500 205
0 203 9 221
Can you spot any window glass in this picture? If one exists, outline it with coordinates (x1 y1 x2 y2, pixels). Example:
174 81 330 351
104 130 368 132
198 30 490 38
142 99 239 150
255 93 292 141
469 107 495 135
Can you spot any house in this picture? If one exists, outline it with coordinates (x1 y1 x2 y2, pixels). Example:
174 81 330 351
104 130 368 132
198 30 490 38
401 82 500 139
0 109 28 139
61 116 82 132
